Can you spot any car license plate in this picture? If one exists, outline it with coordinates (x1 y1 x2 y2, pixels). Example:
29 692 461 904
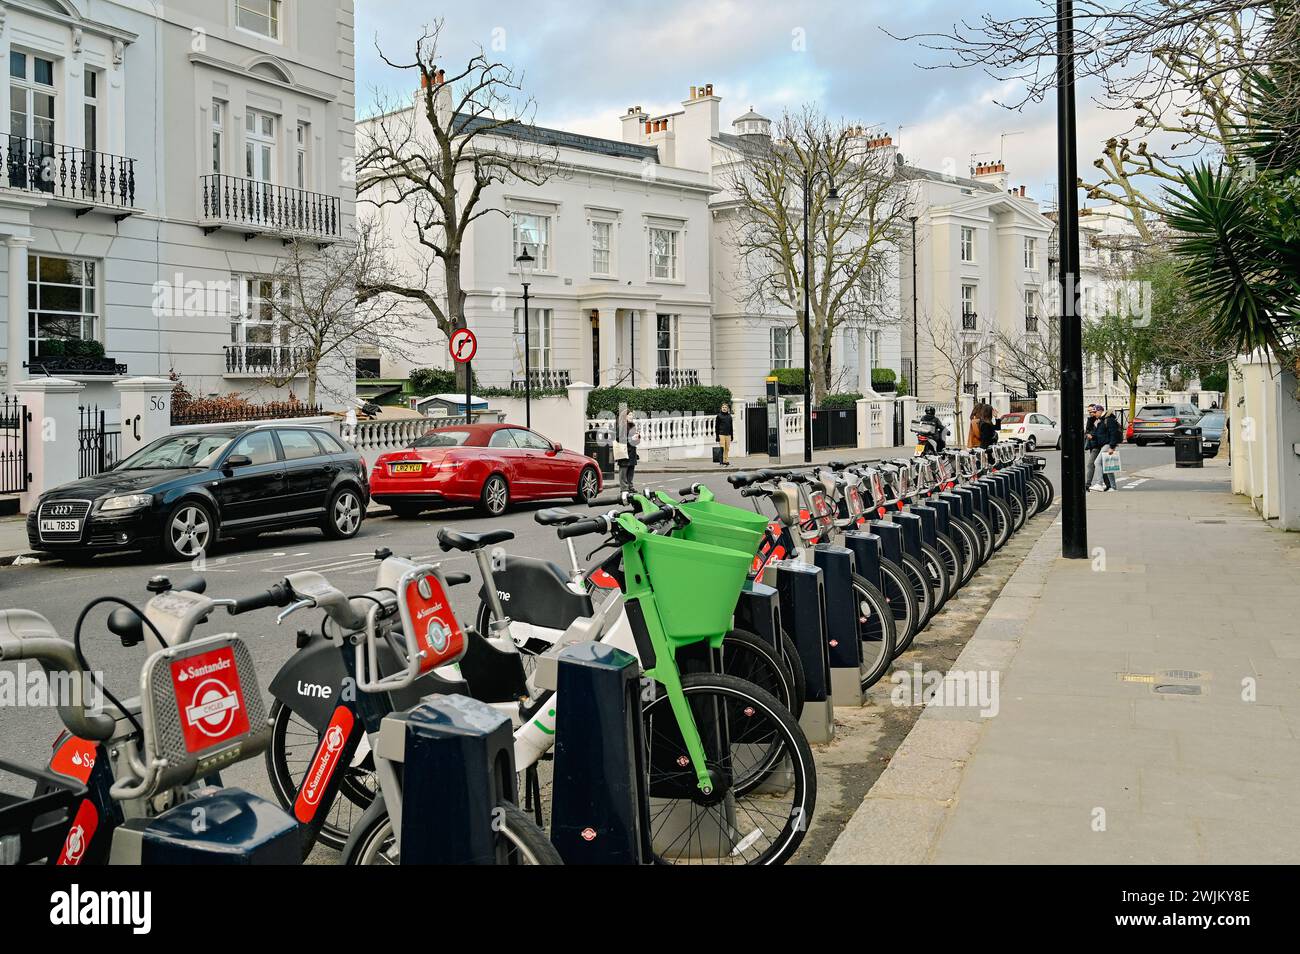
390 463 423 473
1137 421 1160 428
40 519 80 534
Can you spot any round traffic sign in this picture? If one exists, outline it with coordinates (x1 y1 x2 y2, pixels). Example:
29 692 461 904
449 328 477 363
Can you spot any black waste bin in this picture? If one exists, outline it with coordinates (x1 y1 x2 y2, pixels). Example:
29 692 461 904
1173 425 1204 468
585 426 615 476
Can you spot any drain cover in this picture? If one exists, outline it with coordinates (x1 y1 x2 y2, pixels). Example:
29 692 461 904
1154 684 1202 695
1161 670 1202 680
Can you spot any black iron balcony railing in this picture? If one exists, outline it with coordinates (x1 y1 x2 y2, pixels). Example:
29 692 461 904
201 174 341 240
1 135 136 208
224 342 311 377
510 368 571 391
655 367 701 387
962 311 978 331
1025 315 1039 334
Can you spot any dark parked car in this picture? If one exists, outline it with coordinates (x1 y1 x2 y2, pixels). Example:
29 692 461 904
27 424 369 563
1196 410 1226 457
1126 403 1204 445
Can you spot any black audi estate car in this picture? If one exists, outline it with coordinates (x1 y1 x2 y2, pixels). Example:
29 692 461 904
28 424 369 562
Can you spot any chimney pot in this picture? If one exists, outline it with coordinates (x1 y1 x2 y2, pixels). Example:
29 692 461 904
705 83 713 95
690 86 697 99
645 121 653 134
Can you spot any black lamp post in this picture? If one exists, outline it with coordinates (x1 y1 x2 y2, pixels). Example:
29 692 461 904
1055 0 1088 558
910 215 919 398
515 245 535 429
802 167 839 464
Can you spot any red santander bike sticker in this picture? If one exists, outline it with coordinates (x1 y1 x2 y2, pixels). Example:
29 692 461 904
50 734 98 782
404 573 466 673
295 706 354 823
171 646 249 753
56 800 99 866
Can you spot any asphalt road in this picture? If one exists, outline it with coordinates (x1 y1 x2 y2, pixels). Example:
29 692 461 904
0 442 1174 793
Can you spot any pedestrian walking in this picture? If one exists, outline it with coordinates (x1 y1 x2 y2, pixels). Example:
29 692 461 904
967 406 982 448
977 404 1000 448
714 403 734 465
1085 404 1121 491
615 412 640 492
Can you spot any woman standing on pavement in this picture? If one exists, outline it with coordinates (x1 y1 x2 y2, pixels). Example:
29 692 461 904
714 403 734 465
615 411 640 492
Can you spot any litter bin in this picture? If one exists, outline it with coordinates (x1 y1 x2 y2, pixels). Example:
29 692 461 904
585 426 615 477
1173 425 1204 468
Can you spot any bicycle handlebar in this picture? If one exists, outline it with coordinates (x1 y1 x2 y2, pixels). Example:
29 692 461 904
557 516 609 540
226 582 294 615
0 629 117 742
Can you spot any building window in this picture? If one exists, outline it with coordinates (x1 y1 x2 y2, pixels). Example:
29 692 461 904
211 99 226 173
960 226 974 263
513 307 552 371
770 325 793 369
28 255 97 352
245 109 276 182
648 227 679 280
656 313 679 372
512 212 551 270
83 70 99 155
961 284 977 329
230 275 289 353
1024 289 1039 333
869 330 883 369
236 0 282 40
591 220 611 275
296 121 309 188
1024 236 1038 270
10 51 56 188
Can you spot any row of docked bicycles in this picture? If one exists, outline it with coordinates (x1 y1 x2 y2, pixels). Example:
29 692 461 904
0 440 1053 867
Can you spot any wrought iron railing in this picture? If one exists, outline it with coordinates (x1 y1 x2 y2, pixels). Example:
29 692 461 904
171 400 324 426
1 395 29 494
78 405 120 478
655 367 701 387
224 343 312 377
1025 315 1039 334
201 174 341 239
1 135 136 207
962 312 978 331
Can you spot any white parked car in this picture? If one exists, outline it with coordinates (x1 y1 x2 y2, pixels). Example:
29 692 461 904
998 412 1061 450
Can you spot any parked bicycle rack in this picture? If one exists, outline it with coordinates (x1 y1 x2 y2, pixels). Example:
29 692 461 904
842 529 884 592
763 561 835 744
380 693 517 865
550 642 652 865
813 545 866 707
735 579 785 659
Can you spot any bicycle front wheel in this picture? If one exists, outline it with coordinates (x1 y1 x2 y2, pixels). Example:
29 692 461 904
644 673 816 865
344 800 563 865
852 573 895 689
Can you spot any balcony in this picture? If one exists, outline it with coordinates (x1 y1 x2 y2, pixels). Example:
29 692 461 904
962 312 979 332
201 174 341 243
1025 315 1039 334
510 368 571 390
655 367 701 387
1 135 137 217
224 343 310 378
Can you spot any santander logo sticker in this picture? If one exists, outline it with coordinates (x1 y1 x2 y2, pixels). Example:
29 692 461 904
50 736 98 783
170 647 249 753
295 706 354 822
403 574 465 673
56 800 99 866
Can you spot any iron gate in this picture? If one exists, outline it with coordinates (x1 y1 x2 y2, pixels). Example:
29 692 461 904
745 401 768 452
78 405 121 478
1 394 29 494
811 407 856 450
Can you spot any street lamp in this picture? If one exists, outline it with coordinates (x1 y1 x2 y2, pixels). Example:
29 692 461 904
802 168 839 463
515 245 535 428
910 215 919 400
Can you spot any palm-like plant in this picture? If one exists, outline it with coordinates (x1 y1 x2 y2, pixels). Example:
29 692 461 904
1166 53 1300 364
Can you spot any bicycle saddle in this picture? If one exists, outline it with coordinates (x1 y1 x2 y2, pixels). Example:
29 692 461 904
534 508 582 527
437 527 515 553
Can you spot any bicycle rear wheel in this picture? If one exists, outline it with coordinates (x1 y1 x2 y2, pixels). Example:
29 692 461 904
644 673 816 865
344 800 562 865
851 573 895 689
878 557 919 657
722 628 800 718
988 495 1013 551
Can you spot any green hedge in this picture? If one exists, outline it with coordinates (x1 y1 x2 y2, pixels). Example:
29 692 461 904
407 367 478 394
478 386 567 399
588 385 733 415
768 368 805 394
39 337 105 359
820 392 862 409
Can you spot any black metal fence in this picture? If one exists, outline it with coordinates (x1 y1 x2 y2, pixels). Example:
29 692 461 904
78 405 121 478
811 406 856 449
1 395 29 494
171 401 324 426
745 401 768 453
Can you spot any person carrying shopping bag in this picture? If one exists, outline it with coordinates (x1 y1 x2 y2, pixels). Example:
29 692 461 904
615 412 640 492
1085 404 1122 491
714 403 734 466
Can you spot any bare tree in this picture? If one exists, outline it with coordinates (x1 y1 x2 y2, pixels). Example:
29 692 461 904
723 107 912 402
995 318 1062 396
261 223 415 405
356 20 556 385
925 310 992 444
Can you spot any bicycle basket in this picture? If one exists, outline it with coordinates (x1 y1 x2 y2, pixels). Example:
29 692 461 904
636 532 751 643
675 500 769 555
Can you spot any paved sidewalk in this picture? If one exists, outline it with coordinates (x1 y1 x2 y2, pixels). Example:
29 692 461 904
827 458 1300 864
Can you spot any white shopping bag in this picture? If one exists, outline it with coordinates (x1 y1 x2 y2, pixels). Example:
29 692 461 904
1101 450 1121 474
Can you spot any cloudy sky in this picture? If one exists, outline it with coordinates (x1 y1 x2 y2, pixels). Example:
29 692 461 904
354 0 1122 204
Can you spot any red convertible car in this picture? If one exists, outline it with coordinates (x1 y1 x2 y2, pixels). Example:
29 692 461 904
369 423 603 518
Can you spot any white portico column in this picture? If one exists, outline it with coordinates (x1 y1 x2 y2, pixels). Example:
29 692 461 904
598 308 617 388
6 236 33 390
637 309 658 387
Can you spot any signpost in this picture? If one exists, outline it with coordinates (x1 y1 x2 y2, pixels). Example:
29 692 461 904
766 375 780 463
450 328 477 424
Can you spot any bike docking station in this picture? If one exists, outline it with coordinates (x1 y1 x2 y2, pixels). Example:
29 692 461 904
761 560 835 744
734 578 785 662
376 693 517 864
812 543 868 707
548 641 653 864
869 518 906 575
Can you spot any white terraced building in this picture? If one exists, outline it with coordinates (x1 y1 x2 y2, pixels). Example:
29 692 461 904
0 0 358 408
